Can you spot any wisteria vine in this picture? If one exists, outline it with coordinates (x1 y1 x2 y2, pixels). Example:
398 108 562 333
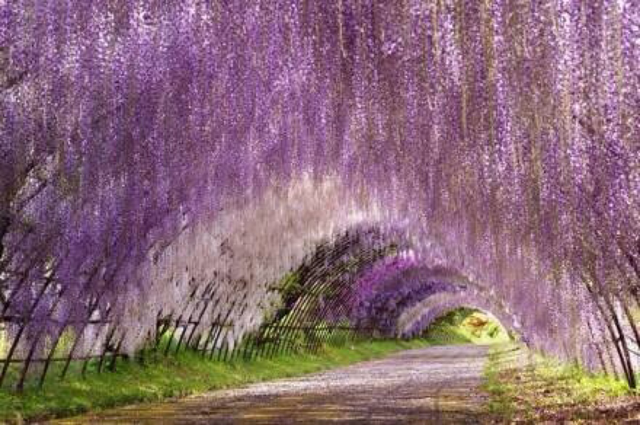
0 1 638 389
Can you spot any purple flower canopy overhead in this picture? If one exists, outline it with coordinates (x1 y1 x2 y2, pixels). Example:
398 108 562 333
0 1 638 386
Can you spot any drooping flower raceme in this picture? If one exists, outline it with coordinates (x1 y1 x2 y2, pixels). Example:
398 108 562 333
0 1 638 387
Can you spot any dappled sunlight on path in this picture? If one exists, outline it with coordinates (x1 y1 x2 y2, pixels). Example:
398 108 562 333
55 345 493 424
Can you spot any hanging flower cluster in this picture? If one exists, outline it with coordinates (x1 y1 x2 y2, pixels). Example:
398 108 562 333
0 1 638 387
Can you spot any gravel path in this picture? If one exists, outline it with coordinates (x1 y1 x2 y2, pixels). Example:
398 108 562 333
56 344 493 424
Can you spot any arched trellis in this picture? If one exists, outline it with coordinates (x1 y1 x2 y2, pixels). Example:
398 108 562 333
396 292 522 340
0 219 408 389
0 212 637 390
394 285 637 384
159 226 401 362
1 1 638 392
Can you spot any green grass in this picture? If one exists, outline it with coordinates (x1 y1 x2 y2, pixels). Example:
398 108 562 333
483 344 520 419
0 338 434 423
0 307 504 422
483 343 634 421
422 308 511 346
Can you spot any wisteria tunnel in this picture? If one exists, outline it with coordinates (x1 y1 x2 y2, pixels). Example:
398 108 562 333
0 0 638 404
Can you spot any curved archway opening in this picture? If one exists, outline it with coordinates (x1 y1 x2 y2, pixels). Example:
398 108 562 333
419 307 513 346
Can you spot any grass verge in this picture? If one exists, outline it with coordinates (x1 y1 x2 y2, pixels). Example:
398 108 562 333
483 343 639 422
0 338 433 423
0 307 506 423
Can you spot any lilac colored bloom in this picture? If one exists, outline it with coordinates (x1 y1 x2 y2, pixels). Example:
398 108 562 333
0 1 638 387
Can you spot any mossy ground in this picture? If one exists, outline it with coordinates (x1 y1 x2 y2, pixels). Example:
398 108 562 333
484 343 639 422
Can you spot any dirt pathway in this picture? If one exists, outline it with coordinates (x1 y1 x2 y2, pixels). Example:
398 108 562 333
55 344 494 424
